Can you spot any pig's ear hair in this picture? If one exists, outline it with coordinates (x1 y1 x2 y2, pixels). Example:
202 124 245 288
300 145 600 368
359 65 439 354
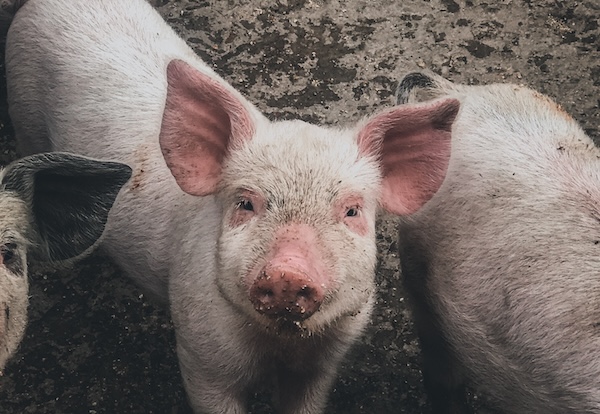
159 59 256 196
1 152 132 261
357 97 460 215
395 71 457 105
395 72 435 105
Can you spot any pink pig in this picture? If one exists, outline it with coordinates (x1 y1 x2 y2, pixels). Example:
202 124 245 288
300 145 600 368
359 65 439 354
396 71 600 414
5 0 458 412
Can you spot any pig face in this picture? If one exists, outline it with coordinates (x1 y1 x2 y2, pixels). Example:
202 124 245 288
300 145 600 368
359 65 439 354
0 153 131 371
216 121 382 335
160 59 459 336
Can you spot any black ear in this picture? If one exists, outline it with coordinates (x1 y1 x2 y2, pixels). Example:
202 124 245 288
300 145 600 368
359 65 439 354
1 152 132 261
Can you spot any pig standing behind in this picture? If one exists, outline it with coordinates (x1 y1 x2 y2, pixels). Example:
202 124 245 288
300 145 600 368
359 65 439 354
0 152 130 372
5 0 459 412
396 71 600 414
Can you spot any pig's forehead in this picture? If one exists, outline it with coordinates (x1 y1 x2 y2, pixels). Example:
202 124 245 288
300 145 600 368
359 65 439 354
237 120 365 169
253 119 355 150
223 120 381 200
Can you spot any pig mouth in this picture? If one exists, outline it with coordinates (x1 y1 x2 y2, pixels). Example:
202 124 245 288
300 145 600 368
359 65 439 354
258 300 337 338
250 286 323 322
265 318 315 338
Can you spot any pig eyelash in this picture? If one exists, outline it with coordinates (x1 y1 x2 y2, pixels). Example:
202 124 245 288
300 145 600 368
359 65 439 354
0 242 17 266
345 206 361 217
236 199 254 212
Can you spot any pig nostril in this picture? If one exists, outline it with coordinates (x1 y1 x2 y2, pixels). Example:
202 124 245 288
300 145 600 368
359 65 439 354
297 286 312 299
255 288 275 303
250 268 324 321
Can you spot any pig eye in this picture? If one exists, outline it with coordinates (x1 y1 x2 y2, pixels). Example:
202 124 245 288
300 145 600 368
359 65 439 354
1 243 17 266
1 242 23 276
237 199 254 212
346 207 360 217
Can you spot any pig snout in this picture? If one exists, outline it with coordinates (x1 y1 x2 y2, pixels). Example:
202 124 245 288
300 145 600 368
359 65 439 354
248 224 329 321
250 261 324 321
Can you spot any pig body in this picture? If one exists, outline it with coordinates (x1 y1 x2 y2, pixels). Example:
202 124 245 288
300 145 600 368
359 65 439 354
396 72 600 413
6 1 459 412
0 152 130 372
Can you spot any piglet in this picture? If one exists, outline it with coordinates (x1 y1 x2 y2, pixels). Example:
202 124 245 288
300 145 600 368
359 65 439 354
5 1 458 412
0 152 130 372
396 71 600 414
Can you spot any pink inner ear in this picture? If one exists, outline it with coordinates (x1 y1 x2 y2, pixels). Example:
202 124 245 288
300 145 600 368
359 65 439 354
159 59 255 196
358 98 460 215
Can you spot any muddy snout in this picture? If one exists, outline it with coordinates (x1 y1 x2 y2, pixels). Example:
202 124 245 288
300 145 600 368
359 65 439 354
249 263 324 321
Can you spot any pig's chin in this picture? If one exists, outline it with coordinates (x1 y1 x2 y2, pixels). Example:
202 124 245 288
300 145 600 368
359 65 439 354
265 318 312 337
233 300 329 338
0 302 24 374
256 315 325 339
246 300 349 340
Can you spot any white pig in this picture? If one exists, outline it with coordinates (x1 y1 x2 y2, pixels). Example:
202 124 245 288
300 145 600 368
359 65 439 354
396 71 600 414
0 152 131 373
5 1 459 412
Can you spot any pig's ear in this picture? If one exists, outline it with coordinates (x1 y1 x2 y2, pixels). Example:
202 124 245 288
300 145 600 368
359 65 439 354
357 98 460 215
1 152 132 261
159 59 256 196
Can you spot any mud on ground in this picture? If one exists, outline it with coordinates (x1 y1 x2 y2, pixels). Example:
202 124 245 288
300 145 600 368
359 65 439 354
0 0 598 413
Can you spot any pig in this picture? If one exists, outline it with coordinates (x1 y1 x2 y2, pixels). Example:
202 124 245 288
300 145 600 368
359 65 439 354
0 152 131 372
395 71 600 414
4 0 459 412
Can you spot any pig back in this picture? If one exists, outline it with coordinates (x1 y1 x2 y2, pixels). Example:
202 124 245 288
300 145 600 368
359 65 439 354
399 84 600 413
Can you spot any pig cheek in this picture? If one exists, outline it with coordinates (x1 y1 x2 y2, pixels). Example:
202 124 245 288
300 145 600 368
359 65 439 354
218 213 267 286
0 273 28 369
342 214 369 236
228 209 255 227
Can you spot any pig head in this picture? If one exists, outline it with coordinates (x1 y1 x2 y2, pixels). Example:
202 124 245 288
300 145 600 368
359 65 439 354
0 153 130 371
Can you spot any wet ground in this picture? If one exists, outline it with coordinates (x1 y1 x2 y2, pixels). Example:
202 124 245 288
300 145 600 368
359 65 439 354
0 0 598 413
